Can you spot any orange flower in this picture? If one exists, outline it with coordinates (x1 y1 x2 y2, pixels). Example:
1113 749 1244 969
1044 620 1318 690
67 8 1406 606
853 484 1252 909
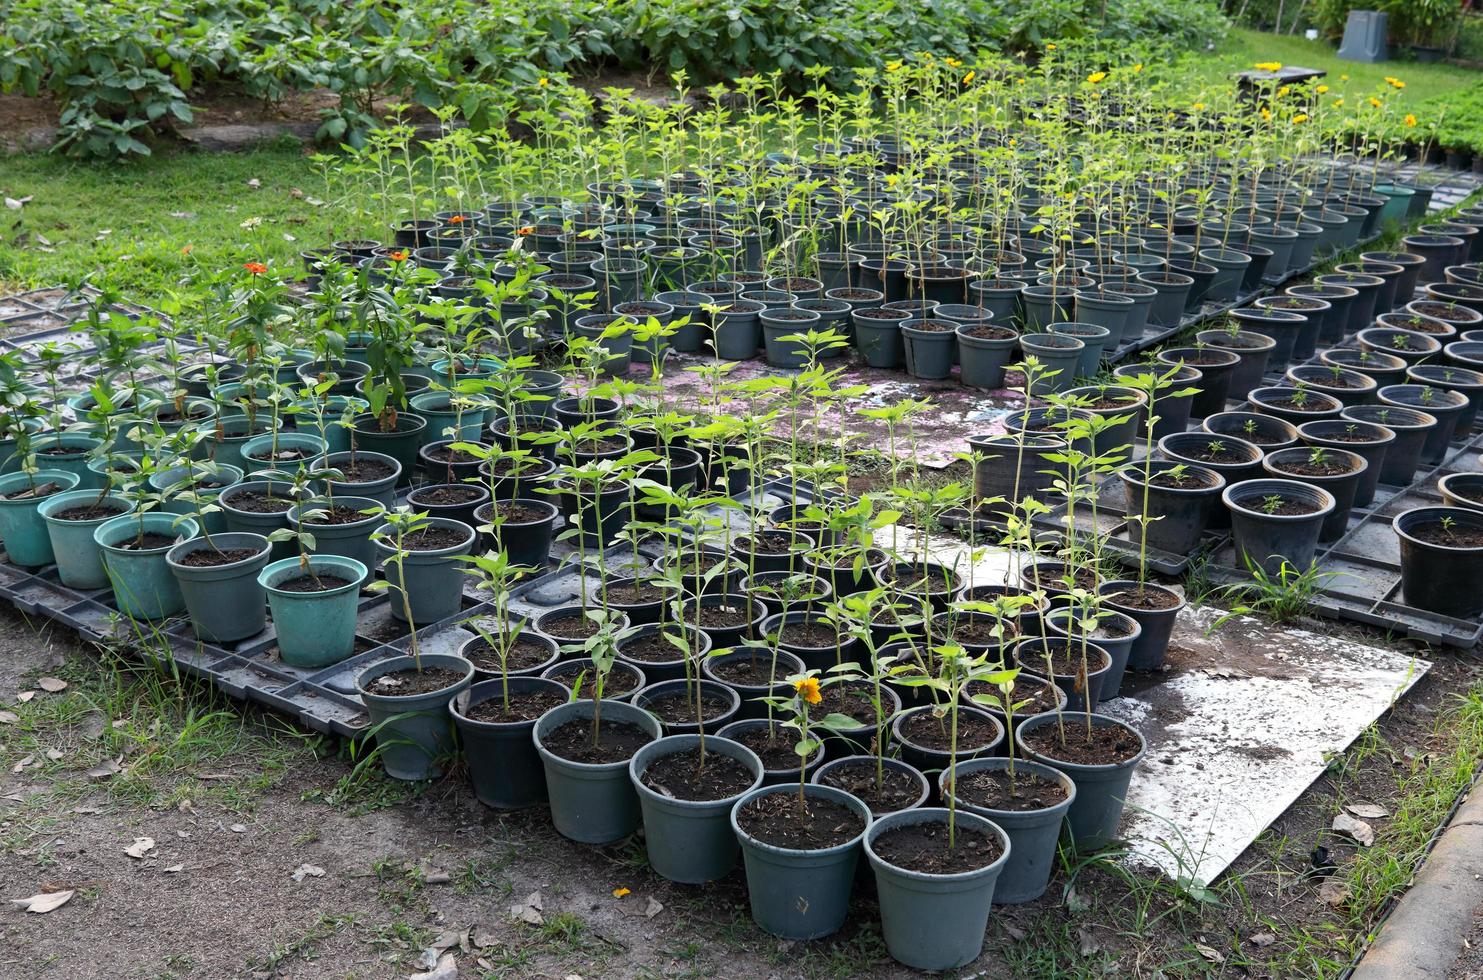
448 214 466 224
794 677 822 705
243 262 267 275
389 249 408 261
612 887 631 898
181 244 194 256
516 225 535 236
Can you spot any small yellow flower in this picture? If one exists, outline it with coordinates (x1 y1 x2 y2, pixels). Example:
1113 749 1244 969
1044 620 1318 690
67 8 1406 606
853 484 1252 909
794 677 822 705
1369 97 1382 108
1317 84 1329 94
1277 85 1290 97
1406 113 1418 127
1260 107 1271 121
1087 71 1107 84
1341 73 1350 81
1192 102 1205 110
1046 43 1056 50
1133 63 1144 72
1392 79 1405 89
538 77 549 87
1254 61 1283 72
1291 113 1308 124
612 887 631 898
963 71 975 85
886 60 903 72
945 57 962 68
1334 97 1345 107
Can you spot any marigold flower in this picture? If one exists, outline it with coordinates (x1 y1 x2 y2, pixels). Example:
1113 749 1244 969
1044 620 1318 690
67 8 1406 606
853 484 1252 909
1192 102 1205 110
1260 107 1271 121
1046 43 1056 50
538 77 549 87
963 71 975 85
1133 63 1143 72
1334 97 1345 107
1277 85 1290 97
794 677 822 705
1369 97 1382 108
1341 74 1350 81
389 249 408 261
181 244 194 256
1291 113 1308 124
1405 113 1418 127
243 262 267 275
1317 84 1329 94
448 214 465 224
1087 71 1107 84
945 57 962 68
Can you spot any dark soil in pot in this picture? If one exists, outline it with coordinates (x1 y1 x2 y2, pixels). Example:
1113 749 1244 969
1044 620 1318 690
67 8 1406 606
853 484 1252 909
735 792 866 850
1020 720 1142 765
221 492 293 514
541 717 654 764
640 748 755 801
640 688 736 726
174 546 262 567
461 635 557 674
337 457 397 483
871 821 1002 874
951 765 1070 812
463 686 566 723
815 757 927 815
363 666 467 697
727 723 822 772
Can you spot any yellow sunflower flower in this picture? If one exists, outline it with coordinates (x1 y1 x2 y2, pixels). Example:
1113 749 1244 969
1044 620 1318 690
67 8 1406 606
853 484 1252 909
1087 71 1107 84
794 677 822 705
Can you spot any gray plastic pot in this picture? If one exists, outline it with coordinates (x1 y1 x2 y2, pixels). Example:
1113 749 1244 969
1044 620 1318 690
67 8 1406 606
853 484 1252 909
451 676 570 809
853 312 907 368
1118 460 1225 555
534 698 663 844
731 783 872 939
901 319 956 380
1045 607 1142 700
631 678 740 735
356 654 475 781
1099 580 1185 673
1019 333 1084 393
630 734 764 883
1016 711 1145 851
373 517 475 624
1049 321 1111 377
863 806 1010 971
1224 478 1335 578
941 757 1075 904
956 323 1017 389
165 533 272 642
1139 271 1193 327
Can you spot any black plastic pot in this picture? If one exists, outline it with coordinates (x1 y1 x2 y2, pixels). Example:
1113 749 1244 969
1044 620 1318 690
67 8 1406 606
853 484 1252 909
1098 580 1186 672
1202 411 1299 451
1395 507 1483 618
1247 386 1344 426
1196 328 1277 399
1012 638 1111 713
1378 384 1468 464
1231 308 1304 371
1297 419 1395 508
1117 459 1225 555
1261 447 1366 541
472 498 557 569
1157 347 1238 419
1223 478 1335 577
451 677 570 809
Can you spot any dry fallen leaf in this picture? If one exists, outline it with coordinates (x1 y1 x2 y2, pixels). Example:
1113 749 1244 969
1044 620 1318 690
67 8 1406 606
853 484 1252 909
230 824 246 834
1196 942 1225 964
246 178 262 189
125 837 156 859
407 952 457 980
12 755 34 774
86 758 122 780
36 677 67 693
0 710 18 725
1318 879 1350 908
163 864 184 874
291 864 325 882
509 891 543 926
1332 813 1375 847
1250 931 1277 948
644 897 663 919
1346 802 1390 820
4 196 32 210
44 749 63 761
17 691 35 703
11 889 73 913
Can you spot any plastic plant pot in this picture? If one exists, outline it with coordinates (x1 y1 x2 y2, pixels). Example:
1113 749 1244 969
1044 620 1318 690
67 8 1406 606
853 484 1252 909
1247 386 1344 426
900 318 957 380
1395 507 1483 619
287 496 386 571
1118 460 1225 555
852 309 908 368
1223 478 1336 578
730 783 872 940
409 391 488 441
1297 419 1395 508
1341 405 1436 488
1063 385 1145 456
1285 365 1377 408
940 757 1074 904
1098 579 1186 673
863 806 1011 971
1044 607 1142 701
1159 347 1239 419
239 431 328 478
1015 711 1146 852
1113 363 1201 440
166 532 273 643
534 698 664 843
956 321 1018 389
451 676 572 810
1048 321 1111 377
474 498 558 569
38 489 136 590
27 432 102 487
1138 271 1193 327
350 412 428 486
95 513 199 620
218 480 298 560
1231 308 1305 371
703 649 806 720
357 654 475 781
373 517 476 624
890 704 1004 775
630 734 764 883
1439 473 1483 512
1202 411 1299 451
1196 328 1277 400
1378 384 1469 464
632 678 740 735
258 554 367 667
0 470 80 567
811 755 930 818
1261 447 1366 542
1019 333 1085 393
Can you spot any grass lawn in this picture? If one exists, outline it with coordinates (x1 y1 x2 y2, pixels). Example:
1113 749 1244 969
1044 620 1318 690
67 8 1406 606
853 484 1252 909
1183 27 1477 98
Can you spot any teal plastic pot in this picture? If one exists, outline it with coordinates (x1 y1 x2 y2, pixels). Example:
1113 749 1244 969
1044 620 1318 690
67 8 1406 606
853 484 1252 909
410 391 489 442
941 757 1075 903
318 451 401 508
852 312 906 368
293 396 368 454
150 463 243 535
95 513 199 619
534 698 664 843
351 413 427 486
0 470 80 567
956 323 1017 389
166 532 272 642
1048 321 1111 378
38 490 136 589
731 783 871 939
864 807 1011 971
630 734 764 883
373 517 475 624
1016 712 1145 851
197 414 273 473
259 554 367 667
289 496 386 570
240 432 328 478
218 481 297 560
1019 333 1084 394
900 319 956 380
31 433 103 487
357 653 475 781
